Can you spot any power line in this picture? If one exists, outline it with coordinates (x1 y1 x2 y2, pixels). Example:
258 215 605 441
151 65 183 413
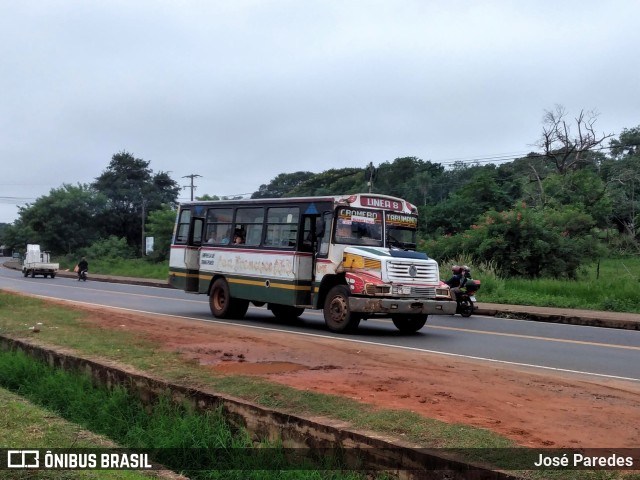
431 142 639 167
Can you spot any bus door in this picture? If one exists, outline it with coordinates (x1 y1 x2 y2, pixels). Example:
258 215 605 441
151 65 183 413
300 205 325 306
184 216 204 292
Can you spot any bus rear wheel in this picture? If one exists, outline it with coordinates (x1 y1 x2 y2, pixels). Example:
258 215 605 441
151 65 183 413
392 314 428 333
269 304 305 321
209 278 249 319
323 285 361 333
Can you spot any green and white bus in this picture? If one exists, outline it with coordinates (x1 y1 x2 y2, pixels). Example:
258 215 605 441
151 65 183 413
168 193 455 333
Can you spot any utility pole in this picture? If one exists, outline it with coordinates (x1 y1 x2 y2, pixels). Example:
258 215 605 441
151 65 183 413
367 162 376 193
141 198 146 257
182 174 202 201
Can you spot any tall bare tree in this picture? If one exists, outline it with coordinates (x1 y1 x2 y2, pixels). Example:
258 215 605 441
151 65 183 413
537 105 614 174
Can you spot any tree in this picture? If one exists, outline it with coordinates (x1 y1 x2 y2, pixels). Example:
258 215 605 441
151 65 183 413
609 126 640 158
289 168 365 196
424 167 513 235
598 127 640 241
423 203 601 278
196 194 221 201
373 157 445 205
92 151 180 254
539 169 612 228
145 206 177 262
1 184 106 254
0 223 9 245
252 171 315 198
537 105 614 175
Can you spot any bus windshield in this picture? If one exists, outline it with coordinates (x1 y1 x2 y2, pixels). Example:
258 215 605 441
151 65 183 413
334 207 383 246
385 212 418 250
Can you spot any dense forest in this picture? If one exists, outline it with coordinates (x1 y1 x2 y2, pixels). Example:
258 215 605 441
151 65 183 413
1 107 638 279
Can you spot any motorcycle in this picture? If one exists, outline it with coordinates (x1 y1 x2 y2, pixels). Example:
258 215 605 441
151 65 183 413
456 279 480 317
78 270 88 282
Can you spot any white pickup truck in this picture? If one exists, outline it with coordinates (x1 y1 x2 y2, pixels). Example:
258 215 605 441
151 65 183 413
22 244 59 278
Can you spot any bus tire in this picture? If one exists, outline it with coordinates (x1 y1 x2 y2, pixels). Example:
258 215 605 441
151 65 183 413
392 314 428 333
269 304 305 320
209 278 249 319
323 285 361 333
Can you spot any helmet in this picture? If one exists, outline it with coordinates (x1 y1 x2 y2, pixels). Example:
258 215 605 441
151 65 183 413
451 265 462 273
462 265 470 272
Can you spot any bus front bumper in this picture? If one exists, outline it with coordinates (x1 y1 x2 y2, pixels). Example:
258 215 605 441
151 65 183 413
349 297 457 316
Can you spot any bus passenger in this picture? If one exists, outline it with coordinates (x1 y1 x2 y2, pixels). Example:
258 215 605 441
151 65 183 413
218 228 231 244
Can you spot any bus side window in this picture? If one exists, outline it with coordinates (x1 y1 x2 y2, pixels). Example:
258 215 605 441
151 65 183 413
300 216 315 252
245 224 262 245
266 207 299 248
206 208 233 245
235 208 264 246
176 223 190 244
191 217 204 246
318 212 331 256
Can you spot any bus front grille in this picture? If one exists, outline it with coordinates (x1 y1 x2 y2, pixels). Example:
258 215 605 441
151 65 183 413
386 262 438 283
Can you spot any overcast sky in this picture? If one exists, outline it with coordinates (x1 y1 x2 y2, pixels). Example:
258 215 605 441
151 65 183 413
1 0 639 223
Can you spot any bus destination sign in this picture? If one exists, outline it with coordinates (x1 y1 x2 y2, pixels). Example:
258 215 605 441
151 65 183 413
359 196 403 211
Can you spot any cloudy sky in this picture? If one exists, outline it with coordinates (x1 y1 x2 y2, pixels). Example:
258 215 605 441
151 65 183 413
1 0 639 223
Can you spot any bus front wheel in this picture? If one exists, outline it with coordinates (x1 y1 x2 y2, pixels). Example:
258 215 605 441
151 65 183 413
210 278 249 319
323 285 361 333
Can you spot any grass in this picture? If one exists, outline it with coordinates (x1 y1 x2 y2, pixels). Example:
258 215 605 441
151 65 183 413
1 292 637 479
58 257 169 280
0 350 370 480
440 256 640 314
0 387 166 480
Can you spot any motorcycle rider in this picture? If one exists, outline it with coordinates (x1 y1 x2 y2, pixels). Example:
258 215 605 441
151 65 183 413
77 256 88 281
460 265 472 288
445 265 464 304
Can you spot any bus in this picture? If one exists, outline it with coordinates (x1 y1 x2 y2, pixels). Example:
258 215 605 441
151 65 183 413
168 193 455 333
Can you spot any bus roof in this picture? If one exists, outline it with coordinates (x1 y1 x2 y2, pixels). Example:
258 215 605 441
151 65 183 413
179 193 418 214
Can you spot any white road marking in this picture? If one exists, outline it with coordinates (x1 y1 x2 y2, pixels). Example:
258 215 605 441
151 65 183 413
20 293 640 384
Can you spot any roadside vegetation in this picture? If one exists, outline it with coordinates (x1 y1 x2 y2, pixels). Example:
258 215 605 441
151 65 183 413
439 256 640 314
1 292 637 479
0 349 369 480
0 388 161 480
1 113 639 286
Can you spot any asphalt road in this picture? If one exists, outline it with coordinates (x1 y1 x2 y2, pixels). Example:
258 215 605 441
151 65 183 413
1 262 639 383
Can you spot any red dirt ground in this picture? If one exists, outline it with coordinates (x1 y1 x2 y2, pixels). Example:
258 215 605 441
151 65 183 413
43 301 640 449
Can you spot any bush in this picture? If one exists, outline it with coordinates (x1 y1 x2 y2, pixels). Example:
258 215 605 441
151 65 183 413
421 203 604 279
83 236 136 260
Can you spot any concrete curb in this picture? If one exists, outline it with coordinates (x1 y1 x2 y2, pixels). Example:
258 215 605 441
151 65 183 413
476 304 640 331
